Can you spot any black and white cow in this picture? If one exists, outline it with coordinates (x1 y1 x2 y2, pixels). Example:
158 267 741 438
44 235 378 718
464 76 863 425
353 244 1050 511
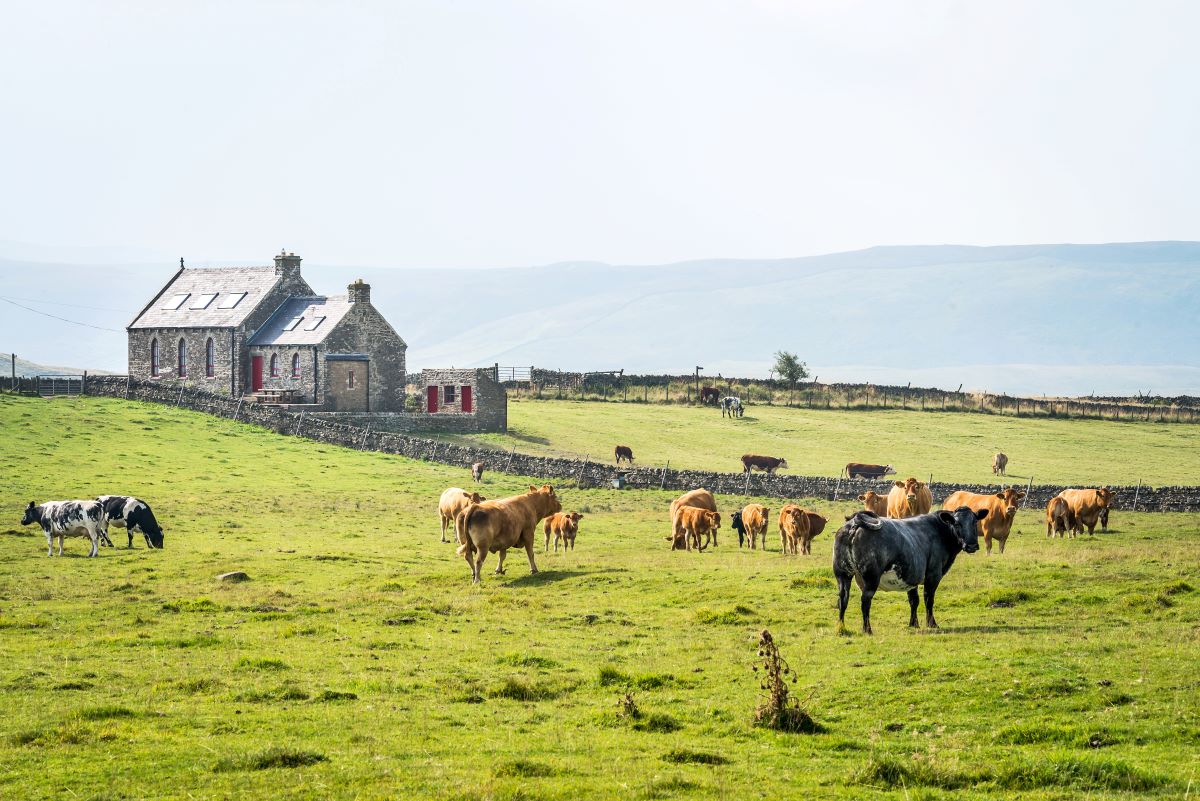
96 495 164 549
721 396 744 418
832 507 987 634
22 500 109 557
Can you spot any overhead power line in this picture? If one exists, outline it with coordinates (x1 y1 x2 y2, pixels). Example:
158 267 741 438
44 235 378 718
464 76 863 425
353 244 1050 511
0 296 124 333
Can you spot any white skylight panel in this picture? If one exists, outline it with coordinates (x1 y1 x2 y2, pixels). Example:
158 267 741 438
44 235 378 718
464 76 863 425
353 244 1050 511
304 316 326 331
218 292 247 309
282 316 304 332
162 293 190 310
189 293 218 310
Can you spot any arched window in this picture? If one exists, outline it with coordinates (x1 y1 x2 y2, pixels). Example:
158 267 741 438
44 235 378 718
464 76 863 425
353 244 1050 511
205 338 215 378
270 353 279 377
178 338 187 378
348 369 356 389
291 353 301 378
150 338 159 377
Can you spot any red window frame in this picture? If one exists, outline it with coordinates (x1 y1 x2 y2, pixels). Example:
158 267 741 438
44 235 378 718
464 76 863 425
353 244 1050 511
291 353 301 378
270 353 279 377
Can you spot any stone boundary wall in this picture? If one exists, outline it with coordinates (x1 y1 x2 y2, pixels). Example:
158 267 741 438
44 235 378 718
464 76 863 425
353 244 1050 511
79 375 1200 512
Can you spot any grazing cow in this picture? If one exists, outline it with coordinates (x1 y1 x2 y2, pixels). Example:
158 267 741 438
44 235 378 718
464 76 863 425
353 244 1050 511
993 452 1008 476
778 504 811 555
833 507 986 634
1045 495 1073 538
438 487 486 543
700 386 721 406
614 445 634 466
721 396 744 418
741 454 789 475
886 477 933 519
471 462 485 483
456 485 561 583
544 511 583 552
842 463 898 480
942 488 1025 555
668 489 718 550
857 491 889 517
1057 488 1116 536
676 507 721 551
740 504 771 549
22 500 109 557
96 495 164 549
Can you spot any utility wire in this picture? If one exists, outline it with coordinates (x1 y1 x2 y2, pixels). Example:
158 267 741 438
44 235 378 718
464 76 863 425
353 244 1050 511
0 296 124 332
0 294 133 313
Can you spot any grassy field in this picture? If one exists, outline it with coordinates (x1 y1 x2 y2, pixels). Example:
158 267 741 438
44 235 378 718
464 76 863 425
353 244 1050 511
1 394 1198 800
449 399 1200 487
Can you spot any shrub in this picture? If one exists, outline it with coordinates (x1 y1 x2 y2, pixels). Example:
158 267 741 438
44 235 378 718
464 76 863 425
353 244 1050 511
752 629 824 733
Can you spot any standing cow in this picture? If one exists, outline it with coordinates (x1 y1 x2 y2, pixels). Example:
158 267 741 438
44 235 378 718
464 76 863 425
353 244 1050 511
1057 488 1115 536
737 504 771 549
439 487 486 543
544 511 583 552
842 463 898 480
668 488 718 550
886 478 932 519
456 485 561 583
741 454 788 475
942 488 1025 554
614 445 634 466
857 491 889 517
22 500 109 557
700 386 720 406
471 462 485 483
96 495 164 549
1045 495 1073 537
778 504 811 555
993 452 1009 476
833 507 986 634
721 397 744 418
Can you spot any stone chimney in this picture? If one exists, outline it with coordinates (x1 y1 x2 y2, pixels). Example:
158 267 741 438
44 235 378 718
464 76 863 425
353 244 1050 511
274 249 302 278
348 278 370 304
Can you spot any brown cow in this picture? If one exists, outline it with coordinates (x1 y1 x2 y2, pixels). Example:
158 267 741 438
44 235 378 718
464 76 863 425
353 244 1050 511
1045 495 1073 538
668 489 718 550
742 454 788 474
857 491 888 517
778 504 812 555
843 463 898 480
740 504 770 550
456 485 561 583
614 445 634 465
1057 488 1116 536
887 477 933 518
438 487 486 543
471 462 485 482
544 511 583 552
993 452 1008 476
700 386 720 406
676 507 721 551
942 488 1025 555
802 511 827 555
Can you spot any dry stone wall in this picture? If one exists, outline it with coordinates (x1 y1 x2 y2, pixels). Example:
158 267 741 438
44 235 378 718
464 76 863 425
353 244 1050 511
80 375 1200 512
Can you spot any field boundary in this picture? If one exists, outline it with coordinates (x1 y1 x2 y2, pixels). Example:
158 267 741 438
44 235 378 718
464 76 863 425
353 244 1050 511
70 376 1200 512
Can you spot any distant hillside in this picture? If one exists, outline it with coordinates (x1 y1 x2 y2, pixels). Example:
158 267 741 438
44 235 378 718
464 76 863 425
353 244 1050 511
1 241 1198 396
0 352 113 377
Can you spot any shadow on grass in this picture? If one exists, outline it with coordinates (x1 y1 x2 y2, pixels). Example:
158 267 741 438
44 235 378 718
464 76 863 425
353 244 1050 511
506 569 601 586
929 624 1060 635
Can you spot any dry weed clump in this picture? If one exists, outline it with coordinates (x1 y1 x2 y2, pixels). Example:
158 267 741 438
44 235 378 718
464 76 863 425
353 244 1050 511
752 629 824 733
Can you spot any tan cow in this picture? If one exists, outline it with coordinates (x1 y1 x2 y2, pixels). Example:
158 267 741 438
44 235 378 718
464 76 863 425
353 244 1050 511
1045 495 1073 538
456 485 561 583
676 507 721 551
741 504 770 550
1057 488 1116 536
543 511 583 552
993 452 1008 476
886 477 933 518
438 487 485 543
778 504 812 555
857 491 888 517
668 488 718 550
942 488 1025 555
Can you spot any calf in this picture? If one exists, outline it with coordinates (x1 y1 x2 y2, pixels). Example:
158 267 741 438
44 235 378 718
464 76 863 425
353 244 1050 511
614 445 634 466
942 488 1025 554
1045 495 1073 538
675 507 721 551
741 454 788 475
993 452 1008 476
471 462 485 483
857 491 889 517
778 504 811 555
96 495 164 549
843 463 897 480
668 489 717 549
439 487 486 543
740 504 770 549
543 511 583 552
730 510 747 547
833 507 986 634
22 500 109 557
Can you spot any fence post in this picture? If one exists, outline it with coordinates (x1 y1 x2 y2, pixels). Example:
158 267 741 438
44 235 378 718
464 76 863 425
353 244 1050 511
1022 476 1033 508
505 446 516 473
295 411 305 437
1132 479 1142 512
744 470 750 496
833 473 841 502
660 460 670 490
577 453 589 485
176 386 185 406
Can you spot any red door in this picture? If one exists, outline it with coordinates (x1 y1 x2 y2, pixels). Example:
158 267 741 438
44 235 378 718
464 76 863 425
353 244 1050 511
426 385 439 413
251 356 264 392
461 386 472 413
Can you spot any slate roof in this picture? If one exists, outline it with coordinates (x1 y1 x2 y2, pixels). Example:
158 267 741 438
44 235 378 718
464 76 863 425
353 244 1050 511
248 295 355 346
129 267 282 329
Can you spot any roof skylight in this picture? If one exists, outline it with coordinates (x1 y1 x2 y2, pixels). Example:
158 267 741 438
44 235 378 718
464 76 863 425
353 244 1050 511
162 293 190 310
190 293 218 310
218 292 247 309
304 316 326 331
282 316 304 332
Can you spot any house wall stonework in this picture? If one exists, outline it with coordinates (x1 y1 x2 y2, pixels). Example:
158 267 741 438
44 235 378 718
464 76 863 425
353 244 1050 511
128 327 239 395
321 304 406 412
248 345 319 402
421 368 507 432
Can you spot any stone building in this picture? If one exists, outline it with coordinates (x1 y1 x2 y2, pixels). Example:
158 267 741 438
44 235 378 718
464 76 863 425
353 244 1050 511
421 368 508 431
127 252 407 412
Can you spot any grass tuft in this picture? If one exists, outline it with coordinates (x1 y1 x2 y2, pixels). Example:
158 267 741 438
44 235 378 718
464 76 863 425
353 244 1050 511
489 678 567 702
76 705 136 721
494 759 558 778
662 748 729 766
234 657 289 672
214 746 328 772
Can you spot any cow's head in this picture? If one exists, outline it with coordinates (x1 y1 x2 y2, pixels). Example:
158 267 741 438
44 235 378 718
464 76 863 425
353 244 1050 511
568 512 583 523
730 510 744 529
939 506 988 553
21 502 38 526
883 465 897 476
145 524 165 549
529 485 562 516
1096 488 1115 506
704 511 721 529
468 492 486 504
777 458 789 469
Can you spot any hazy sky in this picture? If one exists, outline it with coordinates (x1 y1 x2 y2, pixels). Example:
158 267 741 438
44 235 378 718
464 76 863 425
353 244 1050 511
2 1 1198 268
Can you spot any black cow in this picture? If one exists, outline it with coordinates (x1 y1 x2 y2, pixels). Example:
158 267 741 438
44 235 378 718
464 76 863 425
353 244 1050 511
730 510 747 547
833 507 987 634
96 495 164 549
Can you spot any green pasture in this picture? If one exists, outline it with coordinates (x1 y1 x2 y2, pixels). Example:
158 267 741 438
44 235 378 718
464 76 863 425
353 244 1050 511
451 399 1200 487
0 394 1197 800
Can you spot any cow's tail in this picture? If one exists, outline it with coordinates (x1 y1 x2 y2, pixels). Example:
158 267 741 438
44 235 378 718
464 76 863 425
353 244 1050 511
456 504 481 557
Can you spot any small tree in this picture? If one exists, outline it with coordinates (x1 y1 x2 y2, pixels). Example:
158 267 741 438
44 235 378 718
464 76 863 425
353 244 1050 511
773 351 809 389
